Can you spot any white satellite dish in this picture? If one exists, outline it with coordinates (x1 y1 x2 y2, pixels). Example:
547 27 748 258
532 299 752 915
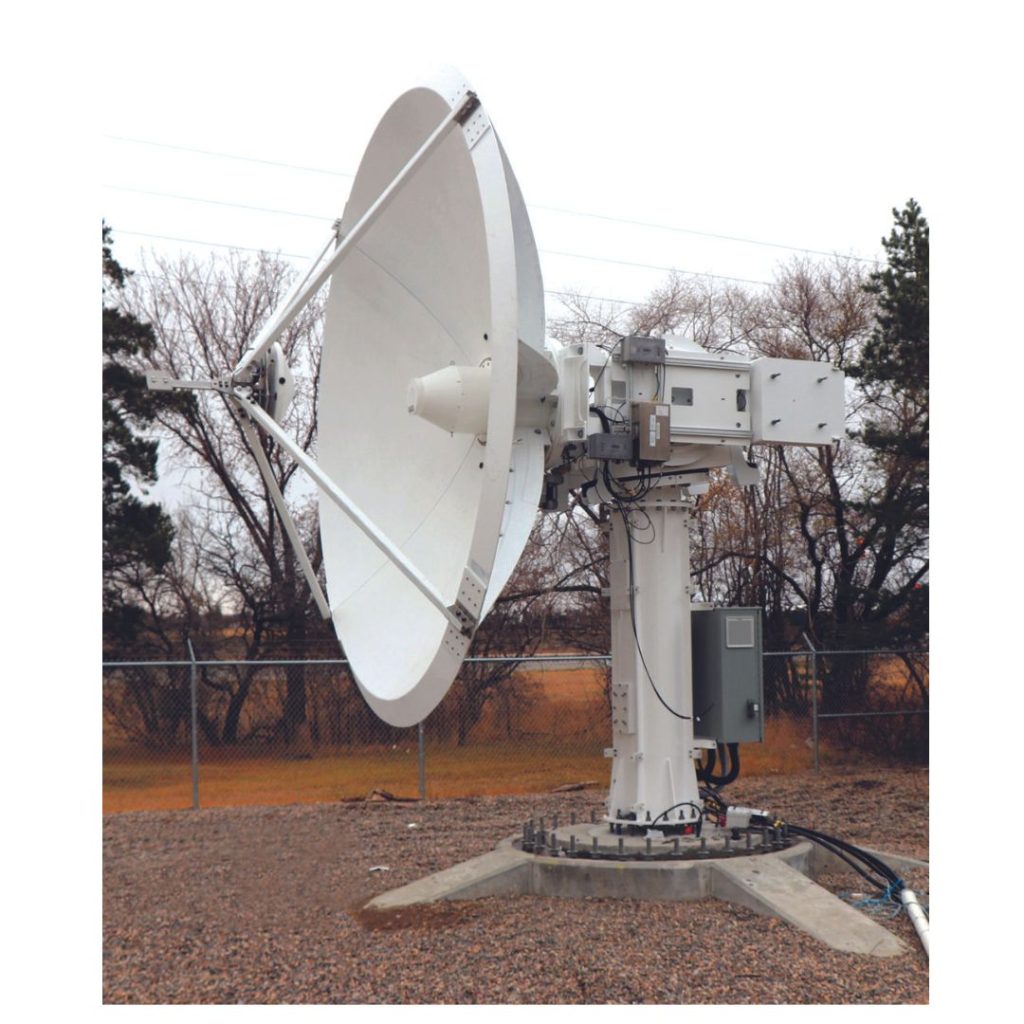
148 67 845 831
318 68 556 725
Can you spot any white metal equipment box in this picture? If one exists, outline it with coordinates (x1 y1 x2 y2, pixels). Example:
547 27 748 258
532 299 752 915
749 358 845 446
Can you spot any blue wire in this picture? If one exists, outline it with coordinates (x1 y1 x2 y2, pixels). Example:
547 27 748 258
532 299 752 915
840 882 905 919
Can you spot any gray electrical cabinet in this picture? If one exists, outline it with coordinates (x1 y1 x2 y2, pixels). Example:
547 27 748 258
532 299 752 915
691 607 764 743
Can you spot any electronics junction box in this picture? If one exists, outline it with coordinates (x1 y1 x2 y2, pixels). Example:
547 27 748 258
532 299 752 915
632 401 671 462
691 607 765 743
587 431 634 461
621 335 666 365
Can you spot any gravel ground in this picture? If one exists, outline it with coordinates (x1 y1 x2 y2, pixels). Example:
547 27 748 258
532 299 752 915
103 764 928 1004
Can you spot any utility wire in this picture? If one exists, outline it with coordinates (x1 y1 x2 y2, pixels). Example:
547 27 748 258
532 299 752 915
545 289 639 308
113 229 763 294
105 187 772 285
532 203 882 265
104 134 879 265
103 184 331 222
104 135 354 178
116 233 646 308
539 248 770 286
114 229 312 261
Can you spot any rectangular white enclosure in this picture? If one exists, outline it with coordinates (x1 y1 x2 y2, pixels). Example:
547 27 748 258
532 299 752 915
749 358 845 445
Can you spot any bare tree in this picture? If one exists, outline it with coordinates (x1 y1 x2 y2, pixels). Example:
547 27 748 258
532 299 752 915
748 259 926 645
550 257 926 713
119 250 331 745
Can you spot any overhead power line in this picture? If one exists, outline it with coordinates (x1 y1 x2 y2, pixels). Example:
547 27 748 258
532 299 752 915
101 184 762 280
104 135 353 179
539 248 770 287
115 231 646 308
113 229 770 291
104 134 879 264
98 184 801 281
115 229 311 261
545 289 639 308
531 203 881 265
104 184 331 222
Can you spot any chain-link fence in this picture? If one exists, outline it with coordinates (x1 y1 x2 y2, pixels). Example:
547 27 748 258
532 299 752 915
762 647 929 771
103 649 927 813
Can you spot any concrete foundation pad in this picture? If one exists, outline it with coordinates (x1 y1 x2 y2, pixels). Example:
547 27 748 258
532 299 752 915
710 855 906 957
365 836 917 957
367 848 532 911
531 852 713 900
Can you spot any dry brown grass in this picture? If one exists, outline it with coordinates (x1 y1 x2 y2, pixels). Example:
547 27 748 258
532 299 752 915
103 740 610 814
103 722 822 815
104 666 862 813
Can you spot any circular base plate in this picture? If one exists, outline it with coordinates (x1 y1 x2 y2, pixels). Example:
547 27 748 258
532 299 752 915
519 820 794 863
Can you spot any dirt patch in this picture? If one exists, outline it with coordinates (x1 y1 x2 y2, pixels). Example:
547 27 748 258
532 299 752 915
350 901 483 933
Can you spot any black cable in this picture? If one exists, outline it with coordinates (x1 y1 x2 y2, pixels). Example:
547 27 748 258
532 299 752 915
723 743 736 783
586 403 653 509
600 404 629 424
792 826 898 881
785 826 892 892
792 826 902 889
699 785 728 825
578 465 708 500
599 464 646 508
611 504 655 544
650 801 703 832
696 746 717 783
691 790 902 900
699 784 727 809
776 822 904 901
620 507 691 721
699 742 741 788
588 337 623 396
589 405 613 433
575 408 695 723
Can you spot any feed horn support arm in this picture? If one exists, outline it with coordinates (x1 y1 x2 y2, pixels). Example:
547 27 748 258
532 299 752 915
231 90 482 383
235 414 332 621
148 374 477 633
233 391 476 635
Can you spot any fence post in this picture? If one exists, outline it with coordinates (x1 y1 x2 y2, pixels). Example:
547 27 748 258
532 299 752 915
802 632 819 772
187 639 200 809
418 720 426 801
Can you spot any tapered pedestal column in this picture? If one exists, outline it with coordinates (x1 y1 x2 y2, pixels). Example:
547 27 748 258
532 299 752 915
606 492 701 829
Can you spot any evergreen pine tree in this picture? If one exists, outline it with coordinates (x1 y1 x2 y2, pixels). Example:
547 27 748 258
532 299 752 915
102 224 179 647
858 198 929 411
847 200 929 644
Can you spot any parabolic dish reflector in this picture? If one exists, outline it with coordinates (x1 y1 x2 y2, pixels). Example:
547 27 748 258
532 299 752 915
319 69 555 726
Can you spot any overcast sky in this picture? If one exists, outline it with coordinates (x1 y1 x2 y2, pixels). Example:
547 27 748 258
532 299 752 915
99 1 944 318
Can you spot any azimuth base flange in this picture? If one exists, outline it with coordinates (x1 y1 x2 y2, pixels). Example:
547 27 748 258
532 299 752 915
518 817 794 863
